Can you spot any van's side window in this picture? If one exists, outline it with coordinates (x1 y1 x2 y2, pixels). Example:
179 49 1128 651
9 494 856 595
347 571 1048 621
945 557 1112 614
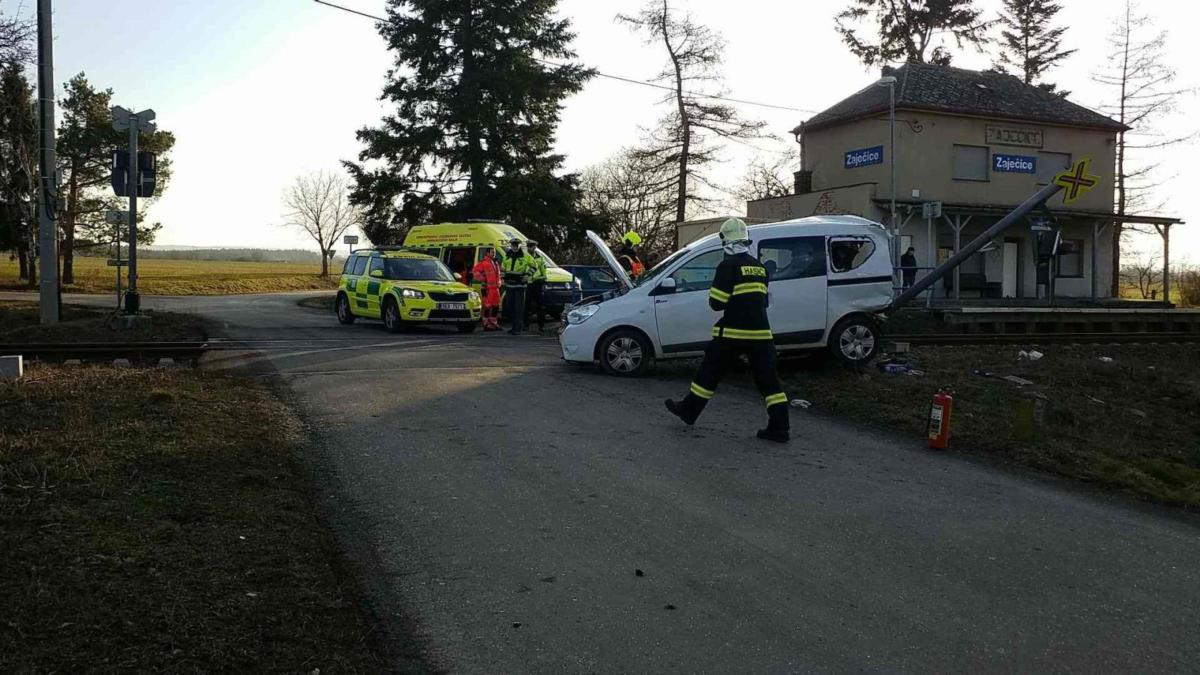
368 256 384 276
351 256 369 276
669 249 724 293
343 255 358 275
829 238 876 273
759 237 826 281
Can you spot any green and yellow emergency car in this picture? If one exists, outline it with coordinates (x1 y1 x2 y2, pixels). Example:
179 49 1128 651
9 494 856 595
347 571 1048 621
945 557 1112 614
336 248 482 333
402 221 580 317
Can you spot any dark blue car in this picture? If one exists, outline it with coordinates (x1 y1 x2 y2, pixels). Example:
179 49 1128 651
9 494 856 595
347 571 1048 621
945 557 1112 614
562 265 621 304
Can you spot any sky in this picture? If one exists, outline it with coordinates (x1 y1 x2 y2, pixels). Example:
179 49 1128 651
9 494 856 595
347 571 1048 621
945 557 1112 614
18 0 1200 263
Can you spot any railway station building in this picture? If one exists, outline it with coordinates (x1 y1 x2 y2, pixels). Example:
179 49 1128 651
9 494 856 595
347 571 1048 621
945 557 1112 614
746 62 1183 304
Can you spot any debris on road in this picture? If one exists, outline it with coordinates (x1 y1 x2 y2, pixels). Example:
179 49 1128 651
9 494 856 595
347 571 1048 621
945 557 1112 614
1018 350 1044 361
1098 356 1114 363
0 354 22 381
635 568 645 577
790 399 813 409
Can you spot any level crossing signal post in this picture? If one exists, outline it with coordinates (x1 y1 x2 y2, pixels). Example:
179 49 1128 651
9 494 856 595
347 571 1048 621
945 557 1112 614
111 106 158 314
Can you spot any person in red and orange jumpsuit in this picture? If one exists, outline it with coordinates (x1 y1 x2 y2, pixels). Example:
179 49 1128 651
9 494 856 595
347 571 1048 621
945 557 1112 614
472 247 503 331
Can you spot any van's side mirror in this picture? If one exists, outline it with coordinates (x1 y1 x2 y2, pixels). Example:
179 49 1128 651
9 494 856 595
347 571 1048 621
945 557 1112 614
657 277 677 294
369 269 384 278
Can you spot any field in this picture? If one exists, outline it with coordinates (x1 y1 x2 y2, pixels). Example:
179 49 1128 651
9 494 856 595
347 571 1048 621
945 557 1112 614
1 257 339 295
771 343 1200 508
0 366 389 671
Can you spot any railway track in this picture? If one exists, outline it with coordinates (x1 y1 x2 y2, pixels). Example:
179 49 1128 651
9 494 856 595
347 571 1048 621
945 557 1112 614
1 341 210 361
888 331 1200 346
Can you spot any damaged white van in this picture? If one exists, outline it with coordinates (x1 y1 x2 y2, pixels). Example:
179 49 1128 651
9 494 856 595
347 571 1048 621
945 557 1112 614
559 216 894 376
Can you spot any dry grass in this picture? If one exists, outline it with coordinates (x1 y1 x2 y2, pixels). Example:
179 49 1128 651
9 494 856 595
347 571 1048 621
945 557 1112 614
1 258 339 295
0 366 388 672
776 343 1200 507
0 301 206 344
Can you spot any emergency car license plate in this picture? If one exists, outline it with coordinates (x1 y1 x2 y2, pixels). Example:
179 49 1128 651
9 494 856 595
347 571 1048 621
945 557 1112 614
439 302 466 310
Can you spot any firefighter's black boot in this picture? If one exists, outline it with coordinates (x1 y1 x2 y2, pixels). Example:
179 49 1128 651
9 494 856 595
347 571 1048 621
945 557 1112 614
756 405 790 443
665 396 702 426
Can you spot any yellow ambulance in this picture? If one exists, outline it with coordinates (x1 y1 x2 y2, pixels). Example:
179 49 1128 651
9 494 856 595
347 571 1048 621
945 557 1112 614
402 221 580 316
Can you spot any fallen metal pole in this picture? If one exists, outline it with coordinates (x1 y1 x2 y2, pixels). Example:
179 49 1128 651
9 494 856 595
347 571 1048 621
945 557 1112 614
890 182 1063 310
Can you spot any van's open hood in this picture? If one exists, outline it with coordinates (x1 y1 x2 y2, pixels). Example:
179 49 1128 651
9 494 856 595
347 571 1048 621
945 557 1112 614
586 230 633 290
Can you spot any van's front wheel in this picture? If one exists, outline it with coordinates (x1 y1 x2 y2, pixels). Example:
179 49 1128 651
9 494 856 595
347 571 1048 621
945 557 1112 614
598 329 651 377
829 316 880 367
336 293 356 325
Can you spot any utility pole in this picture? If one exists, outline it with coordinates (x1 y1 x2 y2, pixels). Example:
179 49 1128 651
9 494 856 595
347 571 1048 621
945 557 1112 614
125 116 139 312
36 0 59 323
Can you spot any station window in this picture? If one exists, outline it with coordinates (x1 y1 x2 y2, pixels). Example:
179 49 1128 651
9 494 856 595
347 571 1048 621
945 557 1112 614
1037 151 1073 185
1057 239 1084 278
952 144 990 181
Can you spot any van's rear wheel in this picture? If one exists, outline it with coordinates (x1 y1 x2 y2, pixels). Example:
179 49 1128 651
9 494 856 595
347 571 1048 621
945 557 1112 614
598 329 651 377
829 316 880 367
336 293 356 325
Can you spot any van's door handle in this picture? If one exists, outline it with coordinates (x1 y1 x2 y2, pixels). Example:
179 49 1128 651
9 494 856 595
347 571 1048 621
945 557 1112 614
654 299 669 304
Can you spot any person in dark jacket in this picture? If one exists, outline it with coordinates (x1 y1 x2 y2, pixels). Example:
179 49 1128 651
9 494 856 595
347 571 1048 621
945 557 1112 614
901 247 917 289
664 218 790 442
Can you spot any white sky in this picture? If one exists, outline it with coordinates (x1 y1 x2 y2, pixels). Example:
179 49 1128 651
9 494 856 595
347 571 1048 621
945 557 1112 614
32 0 1200 262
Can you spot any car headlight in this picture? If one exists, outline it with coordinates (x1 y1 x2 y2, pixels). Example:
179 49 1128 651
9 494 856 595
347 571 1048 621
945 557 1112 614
567 304 600 325
469 291 480 302
400 288 425 299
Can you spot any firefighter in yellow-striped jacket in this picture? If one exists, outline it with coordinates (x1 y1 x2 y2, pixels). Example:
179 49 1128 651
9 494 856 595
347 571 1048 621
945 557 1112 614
665 218 790 442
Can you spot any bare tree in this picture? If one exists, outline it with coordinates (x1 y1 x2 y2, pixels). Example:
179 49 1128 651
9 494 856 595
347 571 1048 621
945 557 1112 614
282 171 362 277
578 148 678 260
0 10 33 67
1092 0 1194 295
618 1 764 224
731 150 800 204
1120 251 1161 299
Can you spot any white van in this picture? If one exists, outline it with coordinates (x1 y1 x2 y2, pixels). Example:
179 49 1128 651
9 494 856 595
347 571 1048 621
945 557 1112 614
559 216 893 376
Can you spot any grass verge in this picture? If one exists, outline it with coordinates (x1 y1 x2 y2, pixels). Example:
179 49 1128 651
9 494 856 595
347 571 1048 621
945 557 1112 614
298 294 336 311
779 343 1200 507
0 301 206 343
0 366 387 672
1 258 339 295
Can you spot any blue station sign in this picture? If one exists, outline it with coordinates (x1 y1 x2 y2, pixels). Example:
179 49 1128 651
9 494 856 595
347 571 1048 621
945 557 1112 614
993 153 1037 174
844 145 884 170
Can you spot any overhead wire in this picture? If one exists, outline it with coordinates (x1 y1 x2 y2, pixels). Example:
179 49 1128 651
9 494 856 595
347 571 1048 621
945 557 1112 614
312 0 817 114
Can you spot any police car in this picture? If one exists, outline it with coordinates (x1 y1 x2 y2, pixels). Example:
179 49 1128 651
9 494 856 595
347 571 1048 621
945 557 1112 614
336 248 482 332
559 216 894 375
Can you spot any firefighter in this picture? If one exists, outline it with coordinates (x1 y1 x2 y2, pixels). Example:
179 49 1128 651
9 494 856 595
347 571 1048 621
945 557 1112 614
500 238 532 335
664 218 790 443
525 240 548 333
616 231 645 278
472 247 502 331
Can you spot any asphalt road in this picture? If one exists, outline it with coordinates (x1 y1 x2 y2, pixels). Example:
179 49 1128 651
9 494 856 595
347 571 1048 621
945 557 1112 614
10 292 1200 673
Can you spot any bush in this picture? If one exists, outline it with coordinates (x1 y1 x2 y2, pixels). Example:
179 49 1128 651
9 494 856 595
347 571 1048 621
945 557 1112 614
1178 269 1200 307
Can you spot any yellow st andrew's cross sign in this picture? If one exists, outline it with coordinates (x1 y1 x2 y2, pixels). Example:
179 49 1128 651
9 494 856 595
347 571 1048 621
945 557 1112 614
1052 157 1101 205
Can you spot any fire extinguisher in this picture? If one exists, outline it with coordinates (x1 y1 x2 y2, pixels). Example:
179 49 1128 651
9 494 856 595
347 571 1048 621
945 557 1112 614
928 387 954 450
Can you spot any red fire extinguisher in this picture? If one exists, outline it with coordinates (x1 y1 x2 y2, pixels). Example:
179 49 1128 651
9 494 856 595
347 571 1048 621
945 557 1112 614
928 388 954 450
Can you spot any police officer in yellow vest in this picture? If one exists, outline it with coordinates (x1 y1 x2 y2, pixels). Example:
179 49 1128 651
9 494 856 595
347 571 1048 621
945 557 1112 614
525 240 548 333
665 218 790 442
500 238 533 335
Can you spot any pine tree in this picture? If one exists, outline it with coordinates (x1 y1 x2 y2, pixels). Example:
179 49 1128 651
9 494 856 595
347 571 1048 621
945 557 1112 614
993 0 1075 93
1092 0 1190 296
618 0 765 224
835 0 988 67
346 0 595 248
0 64 37 285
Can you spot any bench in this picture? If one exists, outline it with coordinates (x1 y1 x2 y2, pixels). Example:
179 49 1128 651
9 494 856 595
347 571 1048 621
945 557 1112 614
944 272 1002 298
